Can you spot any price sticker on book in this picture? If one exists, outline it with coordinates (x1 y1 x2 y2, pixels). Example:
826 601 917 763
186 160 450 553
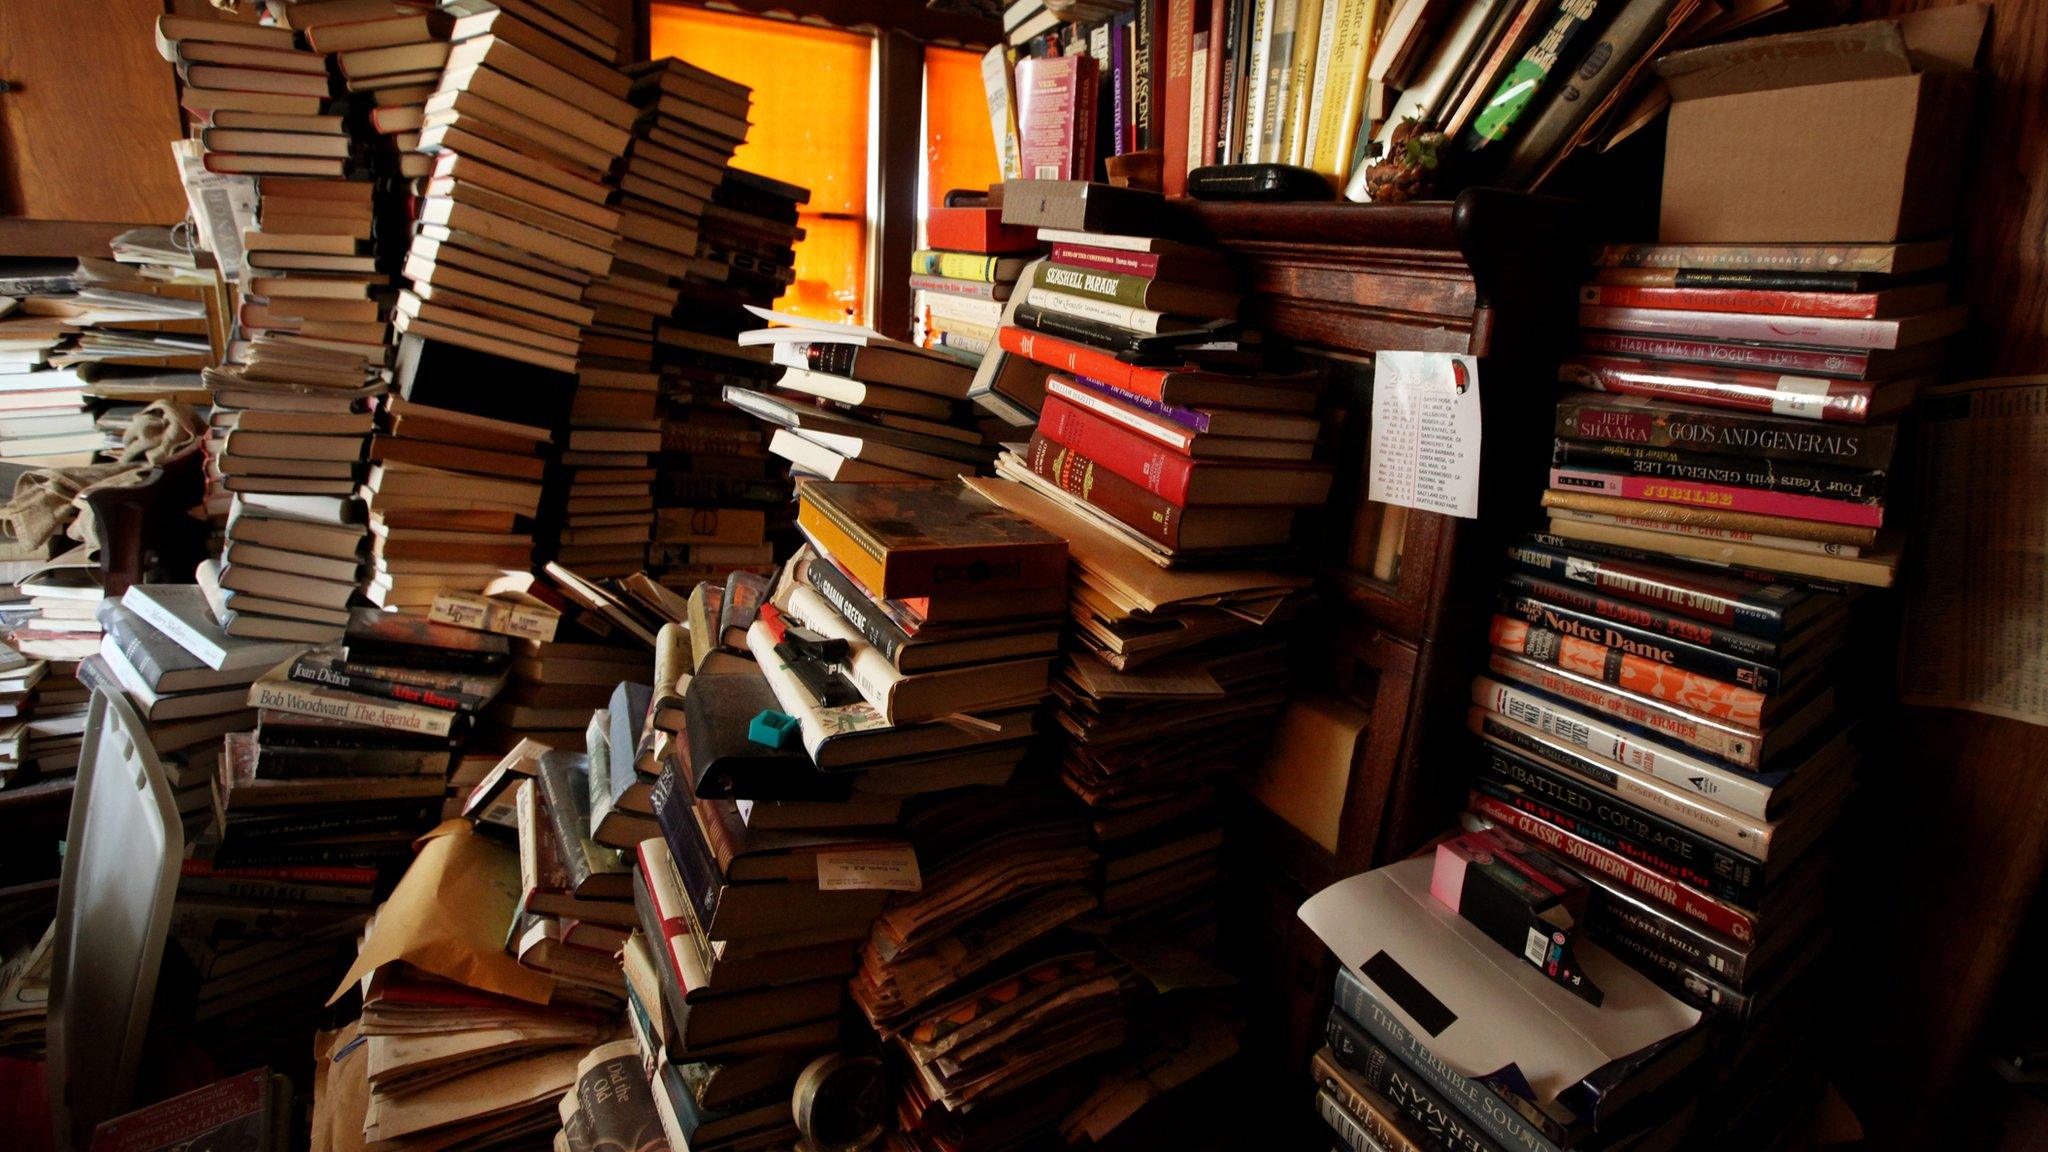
817 846 923 892
1368 352 1483 519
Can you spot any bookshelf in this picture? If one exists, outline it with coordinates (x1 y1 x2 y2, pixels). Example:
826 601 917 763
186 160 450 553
1162 191 1591 1112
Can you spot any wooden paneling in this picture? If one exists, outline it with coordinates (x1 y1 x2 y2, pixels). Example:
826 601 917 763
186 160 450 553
0 0 186 223
1846 2 2048 1147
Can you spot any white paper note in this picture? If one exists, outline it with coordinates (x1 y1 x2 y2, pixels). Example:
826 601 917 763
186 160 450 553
1369 351 1484 519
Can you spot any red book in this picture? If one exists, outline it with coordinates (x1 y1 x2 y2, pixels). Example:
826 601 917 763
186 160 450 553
998 324 1320 410
1559 355 1913 424
1046 241 1232 286
1025 432 1184 548
1576 331 1942 381
1577 281 1949 320
1161 0 1197 197
180 859 379 886
925 206 1040 255
1036 393 1332 506
1578 302 1968 350
1469 791 1758 944
1199 0 1227 170
1549 467 1885 528
1016 54 1099 181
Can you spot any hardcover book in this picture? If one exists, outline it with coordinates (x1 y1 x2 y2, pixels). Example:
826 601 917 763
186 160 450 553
795 480 1068 600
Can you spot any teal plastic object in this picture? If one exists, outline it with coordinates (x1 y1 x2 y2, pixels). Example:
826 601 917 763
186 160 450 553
748 709 799 749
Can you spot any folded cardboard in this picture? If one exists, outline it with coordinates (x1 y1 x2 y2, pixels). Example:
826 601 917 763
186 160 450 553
1655 6 1987 243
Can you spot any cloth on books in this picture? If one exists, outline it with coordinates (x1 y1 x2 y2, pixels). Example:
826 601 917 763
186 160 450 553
0 400 205 549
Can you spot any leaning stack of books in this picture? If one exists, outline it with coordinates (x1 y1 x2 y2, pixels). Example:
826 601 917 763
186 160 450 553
294 0 454 186
470 565 658 752
87 587 279 842
909 195 1042 369
678 169 808 336
393 1 634 374
729 310 997 485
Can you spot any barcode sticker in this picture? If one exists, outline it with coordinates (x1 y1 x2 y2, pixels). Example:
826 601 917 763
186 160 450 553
1524 927 1549 966
1771 377 1831 417
1032 165 1060 179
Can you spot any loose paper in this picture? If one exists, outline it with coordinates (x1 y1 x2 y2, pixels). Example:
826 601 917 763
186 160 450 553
817 845 923 892
1369 351 1484 519
1900 376 2048 726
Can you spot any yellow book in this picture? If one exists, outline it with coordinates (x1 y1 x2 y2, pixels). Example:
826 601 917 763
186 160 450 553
1286 0 1326 165
1309 0 1380 184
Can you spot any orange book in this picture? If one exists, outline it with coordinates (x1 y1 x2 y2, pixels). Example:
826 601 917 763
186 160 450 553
1489 615 1765 729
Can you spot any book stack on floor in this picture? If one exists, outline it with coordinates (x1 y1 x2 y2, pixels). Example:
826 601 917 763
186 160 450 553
679 169 809 337
85 587 279 842
727 309 999 486
8 553 110 788
292 0 455 185
1556 237 1954 590
359 398 552 616
315 818 619 1151
910 193 1043 369
469 564 659 752
393 0 634 374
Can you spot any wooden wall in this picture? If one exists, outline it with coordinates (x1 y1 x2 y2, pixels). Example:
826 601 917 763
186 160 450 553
1849 1 2048 1146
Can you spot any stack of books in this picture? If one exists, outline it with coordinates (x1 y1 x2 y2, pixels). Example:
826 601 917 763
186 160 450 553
510 733 636 998
909 197 1042 369
0 647 45 793
729 310 997 485
678 169 809 337
472 565 658 751
359 398 551 615
0 308 96 467
9 553 108 784
1554 238 1955 589
293 0 455 185
86 587 280 842
394 1 635 374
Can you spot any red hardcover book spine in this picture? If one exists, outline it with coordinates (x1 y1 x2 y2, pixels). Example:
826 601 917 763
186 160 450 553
1200 0 1227 168
1046 375 1196 452
925 206 1040 254
1025 433 1182 548
1037 393 1196 504
1578 304 1919 350
999 324 1173 400
1577 332 1883 378
1017 55 1090 180
1162 0 1196 197
1579 283 1888 320
1549 468 1885 529
180 859 380 886
1563 355 1875 423
1049 243 1165 278
1468 791 1757 944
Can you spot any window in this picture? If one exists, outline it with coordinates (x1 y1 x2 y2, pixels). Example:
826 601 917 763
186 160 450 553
921 45 1003 224
647 6 873 323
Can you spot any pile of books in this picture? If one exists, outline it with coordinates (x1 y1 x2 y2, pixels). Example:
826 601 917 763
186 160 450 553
909 194 1042 369
0 645 47 793
291 0 455 186
8 553 107 788
393 1 634 374
728 310 997 485
682 169 808 335
1554 237 1954 590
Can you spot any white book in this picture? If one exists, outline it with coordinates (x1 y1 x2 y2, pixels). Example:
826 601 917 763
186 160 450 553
119 583 306 672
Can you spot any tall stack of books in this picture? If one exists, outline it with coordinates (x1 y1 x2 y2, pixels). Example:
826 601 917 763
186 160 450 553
359 398 551 616
0 303 97 468
394 2 634 374
910 194 1042 369
292 0 454 186
727 311 997 485
681 170 808 335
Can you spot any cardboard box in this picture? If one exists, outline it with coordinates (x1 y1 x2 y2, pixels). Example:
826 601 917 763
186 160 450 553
1655 6 1987 244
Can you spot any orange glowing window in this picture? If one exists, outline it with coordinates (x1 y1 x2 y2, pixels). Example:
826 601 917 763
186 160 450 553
922 45 1003 220
647 5 872 324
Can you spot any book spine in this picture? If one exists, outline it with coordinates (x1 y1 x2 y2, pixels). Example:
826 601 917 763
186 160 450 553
1047 244 1169 279
1487 652 1764 768
1578 303 1916 351
1316 1087 1399 1152
1217 0 1244 162
1464 0 1602 146
1491 614 1766 728
174 876 375 905
1666 269 1883 291
1240 0 1272 160
1134 0 1158 150
1200 0 1227 167
1037 393 1197 504
1500 570 1786 662
249 677 458 736
1468 790 1758 942
910 251 1005 282
1577 331 1883 379
982 45 1023 180
906 273 1000 299
1472 674 1780 818
1110 16 1132 154
1025 432 1183 550
802 554 912 662
1162 0 1195 195
180 860 380 885
428 592 558 641
1013 303 1149 355
538 756 597 893
1591 923 1752 1016
1328 973 1566 1152
1553 440 1885 503
1022 286 1173 334
1549 468 1884 529
1561 356 1877 423
123 594 226 667
287 658 481 712
1311 1058 1433 1152
1578 283 1889 319
1474 773 1759 904
1064 373 1212 431
1322 1015 1504 1152
1555 396 1895 470
1582 878 1751 986
1507 541 1793 637
1000 325 1154 398
102 615 173 690
1496 586 1788 693
1593 243 1915 274
1474 713 1775 858
1541 488 1875 546
1034 261 1168 310
1046 376 1196 451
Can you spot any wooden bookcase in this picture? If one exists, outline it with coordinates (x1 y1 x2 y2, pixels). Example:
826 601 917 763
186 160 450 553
1159 191 1589 1118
